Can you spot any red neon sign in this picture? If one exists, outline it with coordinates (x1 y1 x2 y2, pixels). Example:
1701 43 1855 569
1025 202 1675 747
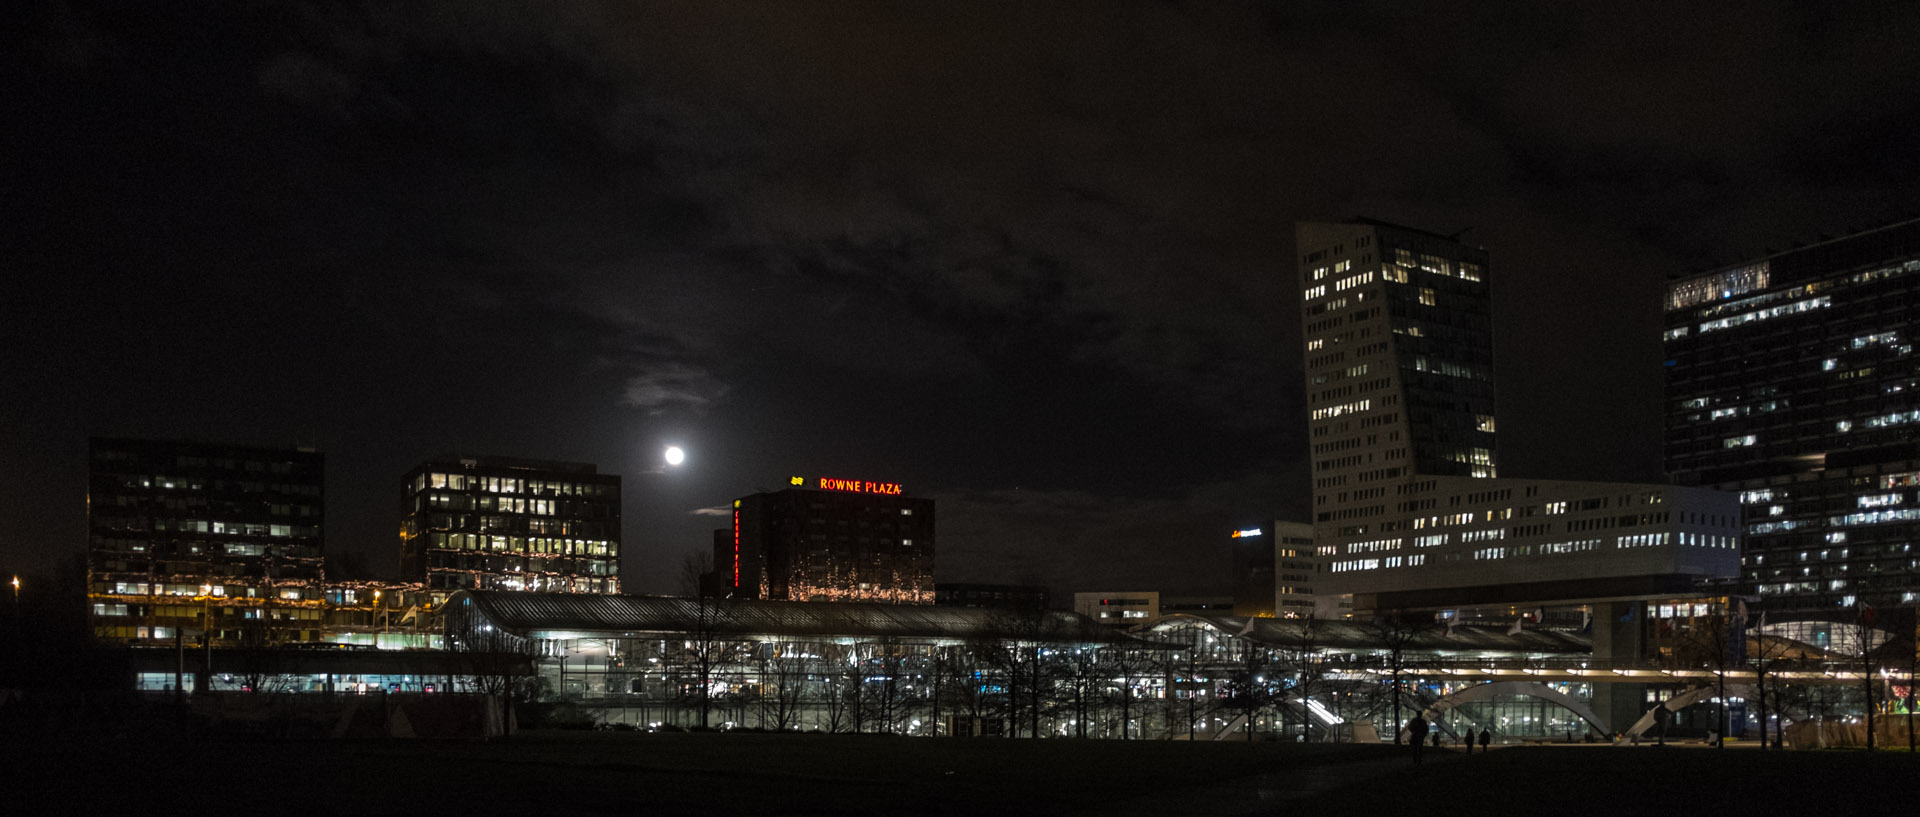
732 509 741 588
814 477 904 495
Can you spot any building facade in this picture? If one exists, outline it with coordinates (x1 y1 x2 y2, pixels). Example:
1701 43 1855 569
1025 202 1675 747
1073 591 1159 625
1296 220 1741 611
710 476 934 604
1230 522 1320 618
1663 217 1920 615
87 438 327 646
399 456 621 594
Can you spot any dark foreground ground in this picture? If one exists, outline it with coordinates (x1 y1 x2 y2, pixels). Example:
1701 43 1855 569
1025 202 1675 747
8 731 1918 816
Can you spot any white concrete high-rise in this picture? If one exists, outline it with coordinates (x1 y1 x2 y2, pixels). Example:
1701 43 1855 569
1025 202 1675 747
1297 220 1739 613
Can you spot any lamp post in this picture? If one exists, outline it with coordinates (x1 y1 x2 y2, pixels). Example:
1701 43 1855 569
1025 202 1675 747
198 584 213 693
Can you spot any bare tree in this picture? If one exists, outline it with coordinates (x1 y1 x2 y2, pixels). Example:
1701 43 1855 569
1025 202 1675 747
984 603 1059 738
443 603 544 732
940 641 995 736
1058 646 1102 738
1365 610 1432 744
1277 615 1328 742
1105 639 1167 740
1746 613 1806 750
1221 626 1274 741
680 551 733 729
759 640 808 732
1849 604 1890 751
818 641 858 733
1671 601 1742 747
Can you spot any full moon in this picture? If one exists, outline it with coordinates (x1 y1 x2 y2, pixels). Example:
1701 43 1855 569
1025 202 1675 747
663 446 686 466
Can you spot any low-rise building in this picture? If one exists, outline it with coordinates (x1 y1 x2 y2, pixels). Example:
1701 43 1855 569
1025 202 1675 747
1074 591 1159 626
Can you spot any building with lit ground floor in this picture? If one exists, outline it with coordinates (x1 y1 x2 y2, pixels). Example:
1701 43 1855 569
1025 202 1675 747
444 590 1159 736
1143 610 1902 747
430 590 1901 743
87 438 328 647
1663 217 1920 622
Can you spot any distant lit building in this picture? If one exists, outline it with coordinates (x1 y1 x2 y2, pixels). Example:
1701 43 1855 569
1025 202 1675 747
1230 521 1319 618
709 476 934 604
1296 220 1740 612
1664 218 1920 614
1073 591 1159 626
936 583 1050 610
399 456 621 594
87 438 326 646
1160 595 1235 615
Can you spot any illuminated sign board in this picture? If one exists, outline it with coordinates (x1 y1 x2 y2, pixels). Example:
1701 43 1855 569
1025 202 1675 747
792 476 905 495
1230 528 1264 539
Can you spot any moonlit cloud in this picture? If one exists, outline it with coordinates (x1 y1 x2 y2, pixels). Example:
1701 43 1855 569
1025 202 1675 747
620 362 730 414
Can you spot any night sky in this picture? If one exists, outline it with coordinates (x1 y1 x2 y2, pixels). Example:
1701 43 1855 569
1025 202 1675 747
6 2 1918 599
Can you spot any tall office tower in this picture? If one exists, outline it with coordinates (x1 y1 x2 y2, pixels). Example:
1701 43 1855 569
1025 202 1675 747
87 438 326 646
400 456 621 594
1298 220 1739 613
708 475 934 604
1300 219 1498 503
1664 218 1920 615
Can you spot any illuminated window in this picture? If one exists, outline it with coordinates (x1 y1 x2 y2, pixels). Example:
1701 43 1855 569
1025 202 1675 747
1667 262 1769 311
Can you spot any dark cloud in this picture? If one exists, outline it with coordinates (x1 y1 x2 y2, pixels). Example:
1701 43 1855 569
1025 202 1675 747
4 1 1918 596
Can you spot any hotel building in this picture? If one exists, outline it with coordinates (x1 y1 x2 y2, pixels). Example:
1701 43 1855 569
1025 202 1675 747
1663 217 1920 615
1296 220 1740 613
709 476 934 604
399 455 621 594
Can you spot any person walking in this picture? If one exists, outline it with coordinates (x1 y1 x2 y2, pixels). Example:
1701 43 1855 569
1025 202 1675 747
1408 713 1431 765
1462 724 1474 754
1478 727 1491 752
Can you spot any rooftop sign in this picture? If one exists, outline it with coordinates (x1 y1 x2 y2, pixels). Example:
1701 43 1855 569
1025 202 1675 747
792 476 904 496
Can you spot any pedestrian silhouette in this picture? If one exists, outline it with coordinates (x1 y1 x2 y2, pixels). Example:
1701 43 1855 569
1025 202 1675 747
1478 727 1491 751
1408 713 1431 765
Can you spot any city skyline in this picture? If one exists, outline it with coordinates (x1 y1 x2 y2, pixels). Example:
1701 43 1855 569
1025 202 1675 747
7 2 1920 599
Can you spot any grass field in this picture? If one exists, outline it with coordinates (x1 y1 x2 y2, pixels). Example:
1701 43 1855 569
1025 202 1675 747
9 731 1918 816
